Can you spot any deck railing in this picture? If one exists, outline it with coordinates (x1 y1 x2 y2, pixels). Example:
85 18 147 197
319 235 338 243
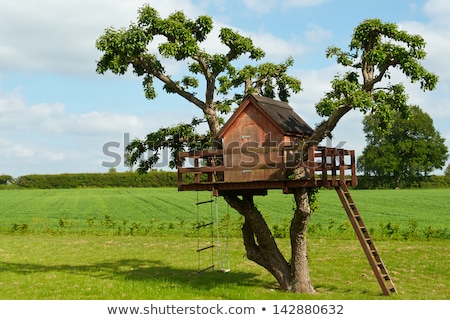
177 145 356 190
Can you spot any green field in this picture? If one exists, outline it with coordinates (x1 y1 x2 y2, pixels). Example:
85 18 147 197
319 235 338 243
0 188 449 299
0 188 448 239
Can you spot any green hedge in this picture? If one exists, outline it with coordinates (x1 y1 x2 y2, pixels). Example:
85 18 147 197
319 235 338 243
13 171 194 189
4 172 450 189
355 175 450 189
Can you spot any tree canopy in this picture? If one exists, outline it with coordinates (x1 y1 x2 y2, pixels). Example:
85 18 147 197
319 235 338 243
96 6 302 172
358 105 448 186
96 6 301 137
96 6 439 294
309 19 438 146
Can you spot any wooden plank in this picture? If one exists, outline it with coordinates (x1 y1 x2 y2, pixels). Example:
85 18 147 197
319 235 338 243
178 162 285 173
178 146 358 192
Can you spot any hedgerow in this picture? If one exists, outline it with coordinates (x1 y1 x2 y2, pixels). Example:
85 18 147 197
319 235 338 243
11 171 194 189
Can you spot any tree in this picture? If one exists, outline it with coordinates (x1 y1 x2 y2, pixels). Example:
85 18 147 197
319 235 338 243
358 105 448 186
96 6 438 293
446 163 450 177
0 174 14 185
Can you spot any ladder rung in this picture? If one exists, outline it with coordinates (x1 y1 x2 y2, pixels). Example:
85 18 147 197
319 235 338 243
198 265 214 273
196 222 214 229
197 245 214 252
196 199 214 205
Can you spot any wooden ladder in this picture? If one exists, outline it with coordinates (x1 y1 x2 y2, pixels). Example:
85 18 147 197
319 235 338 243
335 182 397 295
196 199 215 273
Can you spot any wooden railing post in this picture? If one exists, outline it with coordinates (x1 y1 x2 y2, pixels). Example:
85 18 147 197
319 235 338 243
308 145 316 185
194 157 199 183
321 147 327 187
350 150 357 186
339 149 345 184
331 148 337 186
177 152 183 189
209 154 216 183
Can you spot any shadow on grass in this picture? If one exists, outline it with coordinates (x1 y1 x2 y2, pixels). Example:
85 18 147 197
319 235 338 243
0 259 264 292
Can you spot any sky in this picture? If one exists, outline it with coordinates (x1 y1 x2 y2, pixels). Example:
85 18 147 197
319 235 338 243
1 0 449 177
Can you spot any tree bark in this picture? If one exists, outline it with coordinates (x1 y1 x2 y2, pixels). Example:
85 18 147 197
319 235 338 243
290 188 315 293
223 190 316 293
224 194 292 291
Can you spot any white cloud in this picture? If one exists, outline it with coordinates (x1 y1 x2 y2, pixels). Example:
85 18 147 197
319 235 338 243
188 17 306 67
282 0 329 8
241 0 276 13
241 0 327 13
0 89 145 136
424 0 450 28
0 0 201 75
251 32 306 59
399 21 450 82
0 0 310 78
305 23 332 43
0 86 204 176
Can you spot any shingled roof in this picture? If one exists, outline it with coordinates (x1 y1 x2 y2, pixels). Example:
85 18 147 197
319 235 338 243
219 94 314 138
250 94 314 135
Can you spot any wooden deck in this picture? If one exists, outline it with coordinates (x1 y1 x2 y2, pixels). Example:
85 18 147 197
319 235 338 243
177 145 357 196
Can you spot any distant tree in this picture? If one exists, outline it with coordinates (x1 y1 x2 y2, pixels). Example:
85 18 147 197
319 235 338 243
445 163 450 176
108 167 117 174
0 174 13 185
358 106 448 186
96 5 438 294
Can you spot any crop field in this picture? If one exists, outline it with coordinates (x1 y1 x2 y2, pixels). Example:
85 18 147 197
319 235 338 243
0 187 449 299
0 188 448 239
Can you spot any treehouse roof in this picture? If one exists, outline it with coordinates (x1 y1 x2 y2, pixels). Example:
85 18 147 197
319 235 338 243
218 94 314 139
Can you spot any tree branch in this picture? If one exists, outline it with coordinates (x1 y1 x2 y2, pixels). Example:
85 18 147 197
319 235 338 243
364 59 399 91
306 105 353 151
131 56 207 110
156 71 207 109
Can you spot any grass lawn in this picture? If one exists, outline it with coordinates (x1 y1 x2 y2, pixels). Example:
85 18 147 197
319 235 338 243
0 235 448 300
0 187 448 299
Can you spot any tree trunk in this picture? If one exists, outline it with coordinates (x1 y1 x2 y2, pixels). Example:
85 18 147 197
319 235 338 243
223 190 315 293
290 187 315 293
224 195 293 291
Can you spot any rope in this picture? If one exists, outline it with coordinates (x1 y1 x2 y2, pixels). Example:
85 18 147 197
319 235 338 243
196 192 230 273
196 191 215 273
216 197 230 272
196 191 200 272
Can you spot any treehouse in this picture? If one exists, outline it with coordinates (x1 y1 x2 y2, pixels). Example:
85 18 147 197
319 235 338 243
178 94 397 295
177 94 357 196
219 94 313 182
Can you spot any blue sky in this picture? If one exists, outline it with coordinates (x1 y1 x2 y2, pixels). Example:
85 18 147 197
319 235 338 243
1 0 449 177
